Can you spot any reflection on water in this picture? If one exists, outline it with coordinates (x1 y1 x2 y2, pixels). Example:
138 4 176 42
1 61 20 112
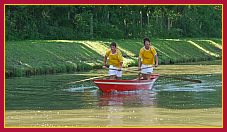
97 91 157 107
5 69 222 127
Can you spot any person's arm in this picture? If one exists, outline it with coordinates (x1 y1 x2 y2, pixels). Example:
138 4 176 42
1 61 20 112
138 48 143 70
119 62 123 70
117 50 123 70
138 57 142 70
103 55 107 69
155 54 158 67
151 47 158 67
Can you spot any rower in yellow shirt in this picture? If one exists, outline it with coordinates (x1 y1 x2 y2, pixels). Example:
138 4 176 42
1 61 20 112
103 42 123 80
138 38 158 80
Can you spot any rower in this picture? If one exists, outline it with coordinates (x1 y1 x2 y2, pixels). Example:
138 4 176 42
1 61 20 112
103 42 123 80
138 38 158 80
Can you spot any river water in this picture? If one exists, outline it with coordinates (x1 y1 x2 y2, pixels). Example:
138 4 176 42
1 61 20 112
5 65 222 127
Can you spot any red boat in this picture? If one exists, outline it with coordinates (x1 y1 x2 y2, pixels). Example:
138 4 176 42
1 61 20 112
93 74 159 93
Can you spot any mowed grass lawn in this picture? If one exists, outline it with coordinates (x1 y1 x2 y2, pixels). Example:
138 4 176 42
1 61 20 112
5 38 222 77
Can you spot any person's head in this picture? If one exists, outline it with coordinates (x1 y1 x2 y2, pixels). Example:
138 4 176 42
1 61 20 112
143 37 151 49
110 42 117 52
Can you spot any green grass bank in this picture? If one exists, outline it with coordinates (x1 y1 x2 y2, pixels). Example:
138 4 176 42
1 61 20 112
5 38 222 77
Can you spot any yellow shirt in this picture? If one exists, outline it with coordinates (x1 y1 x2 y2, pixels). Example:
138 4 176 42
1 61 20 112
105 49 123 68
139 46 157 65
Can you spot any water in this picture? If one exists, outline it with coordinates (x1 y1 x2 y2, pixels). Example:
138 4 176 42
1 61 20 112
5 65 222 127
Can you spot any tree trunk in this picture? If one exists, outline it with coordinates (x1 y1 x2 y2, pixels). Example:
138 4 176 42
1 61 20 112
140 11 143 34
107 11 110 22
90 13 93 39
168 17 170 30
147 12 149 25
200 22 202 29
160 13 164 32
68 11 70 20
124 18 128 38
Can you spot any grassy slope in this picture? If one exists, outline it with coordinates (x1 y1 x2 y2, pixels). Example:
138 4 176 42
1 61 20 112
5 38 222 77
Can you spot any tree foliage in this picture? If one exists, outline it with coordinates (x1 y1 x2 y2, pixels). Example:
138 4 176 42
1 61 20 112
5 5 222 40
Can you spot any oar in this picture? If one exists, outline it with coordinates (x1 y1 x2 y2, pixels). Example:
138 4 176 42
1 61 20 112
128 66 202 83
108 68 139 74
70 68 139 84
67 75 107 84
108 68 146 80
126 66 156 73
67 68 144 85
159 75 202 83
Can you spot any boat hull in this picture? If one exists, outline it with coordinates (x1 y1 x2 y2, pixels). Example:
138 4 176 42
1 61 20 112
93 74 159 93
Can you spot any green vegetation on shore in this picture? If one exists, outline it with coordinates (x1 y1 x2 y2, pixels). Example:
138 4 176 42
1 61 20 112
5 38 222 78
6 6 221 40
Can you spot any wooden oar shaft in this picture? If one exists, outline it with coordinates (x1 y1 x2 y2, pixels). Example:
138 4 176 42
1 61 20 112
160 75 202 83
127 66 154 71
142 66 155 70
67 75 107 84
108 68 139 73
127 67 202 83
68 68 140 84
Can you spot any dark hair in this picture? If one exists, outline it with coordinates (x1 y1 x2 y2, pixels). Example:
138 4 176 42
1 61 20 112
143 37 150 45
110 42 117 47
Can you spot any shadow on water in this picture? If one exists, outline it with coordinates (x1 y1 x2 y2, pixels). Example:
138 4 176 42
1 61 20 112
5 73 222 110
